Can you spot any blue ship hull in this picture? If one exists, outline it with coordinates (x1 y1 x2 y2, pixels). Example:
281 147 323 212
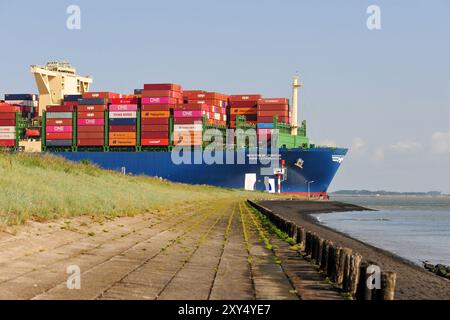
52 148 347 195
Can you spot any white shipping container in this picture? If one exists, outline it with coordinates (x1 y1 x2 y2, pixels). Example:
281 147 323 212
0 133 15 140
174 124 203 132
0 126 16 133
109 111 137 119
4 100 38 107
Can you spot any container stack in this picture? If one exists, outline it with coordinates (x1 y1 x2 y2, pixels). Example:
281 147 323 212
256 98 290 143
4 94 38 118
108 98 138 147
76 97 108 147
45 105 74 147
140 84 182 147
183 91 228 127
228 94 261 129
0 103 17 147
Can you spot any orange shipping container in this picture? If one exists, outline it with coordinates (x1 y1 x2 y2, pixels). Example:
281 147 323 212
77 112 104 119
230 107 257 115
141 111 170 118
109 132 136 139
109 139 136 146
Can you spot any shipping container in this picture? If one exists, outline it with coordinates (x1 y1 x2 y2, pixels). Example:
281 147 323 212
46 126 72 133
0 113 16 120
109 111 137 119
109 139 136 146
4 94 37 101
77 125 104 133
141 132 169 139
142 90 183 99
109 105 138 112
77 105 107 112
77 139 104 146
141 138 169 146
77 111 104 119
46 105 75 112
143 83 182 91
141 111 170 118
46 112 72 119
82 92 121 99
78 98 107 105
0 120 16 126
174 117 203 124
64 94 82 102
141 97 178 105
0 126 15 133
141 118 169 125
109 132 136 139
229 94 262 102
46 132 72 140
109 98 139 104
109 118 136 125
0 140 16 147
141 125 168 132
141 104 171 111
77 119 105 126
46 140 72 147
108 125 136 132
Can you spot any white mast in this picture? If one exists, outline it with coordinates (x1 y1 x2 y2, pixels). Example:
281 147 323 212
291 74 303 135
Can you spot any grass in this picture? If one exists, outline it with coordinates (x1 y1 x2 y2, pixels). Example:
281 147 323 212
0 153 282 229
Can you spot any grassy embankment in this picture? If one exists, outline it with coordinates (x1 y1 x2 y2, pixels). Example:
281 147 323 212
0 153 283 228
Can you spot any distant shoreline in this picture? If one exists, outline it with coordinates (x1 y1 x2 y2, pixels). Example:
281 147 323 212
259 200 450 300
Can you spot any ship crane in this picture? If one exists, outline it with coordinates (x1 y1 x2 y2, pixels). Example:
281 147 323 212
291 74 303 135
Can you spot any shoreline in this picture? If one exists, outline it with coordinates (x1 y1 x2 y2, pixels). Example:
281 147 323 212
259 200 450 300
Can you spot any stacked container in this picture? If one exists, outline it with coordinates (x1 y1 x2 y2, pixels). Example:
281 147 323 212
257 98 290 124
0 103 17 147
228 94 261 128
45 105 74 147
4 94 38 118
173 109 203 146
109 98 138 147
183 91 228 127
77 98 107 147
140 84 183 147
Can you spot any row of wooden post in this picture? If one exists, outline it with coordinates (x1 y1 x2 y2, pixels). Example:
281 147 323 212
247 200 397 300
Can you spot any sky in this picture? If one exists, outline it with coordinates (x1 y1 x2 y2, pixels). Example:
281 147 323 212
0 0 449 193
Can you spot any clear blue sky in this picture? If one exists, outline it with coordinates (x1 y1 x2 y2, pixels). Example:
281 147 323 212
1 0 449 192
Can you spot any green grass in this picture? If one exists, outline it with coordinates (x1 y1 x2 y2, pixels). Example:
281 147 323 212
0 153 276 228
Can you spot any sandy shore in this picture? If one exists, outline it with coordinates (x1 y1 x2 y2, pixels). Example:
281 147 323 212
259 200 450 300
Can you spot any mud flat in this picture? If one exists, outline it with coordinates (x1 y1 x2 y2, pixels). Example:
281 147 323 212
258 200 450 300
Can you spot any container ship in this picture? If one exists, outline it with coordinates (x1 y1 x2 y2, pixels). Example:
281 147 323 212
0 62 347 196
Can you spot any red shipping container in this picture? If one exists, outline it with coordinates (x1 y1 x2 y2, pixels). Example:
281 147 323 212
141 118 169 125
77 111 104 119
258 98 289 104
141 125 168 132
229 101 258 107
143 83 182 92
77 139 104 146
108 125 136 132
77 132 104 139
257 104 289 111
46 132 72 140
0 105 16 112
63 101 78 107
141 138 169 146
174 117 203 124
109 98 139 104
46 105 75 112
141 132 169 139
77 125 104 133
77 105 107 112
0 140 15 147
229 94 262 102
141 104 171 111
0 113 16 120
46 119 73 126
0 120 16 126
142 90 183 99
82 92 121 99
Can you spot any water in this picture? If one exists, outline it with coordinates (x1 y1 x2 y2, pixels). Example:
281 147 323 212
312 195 450 266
